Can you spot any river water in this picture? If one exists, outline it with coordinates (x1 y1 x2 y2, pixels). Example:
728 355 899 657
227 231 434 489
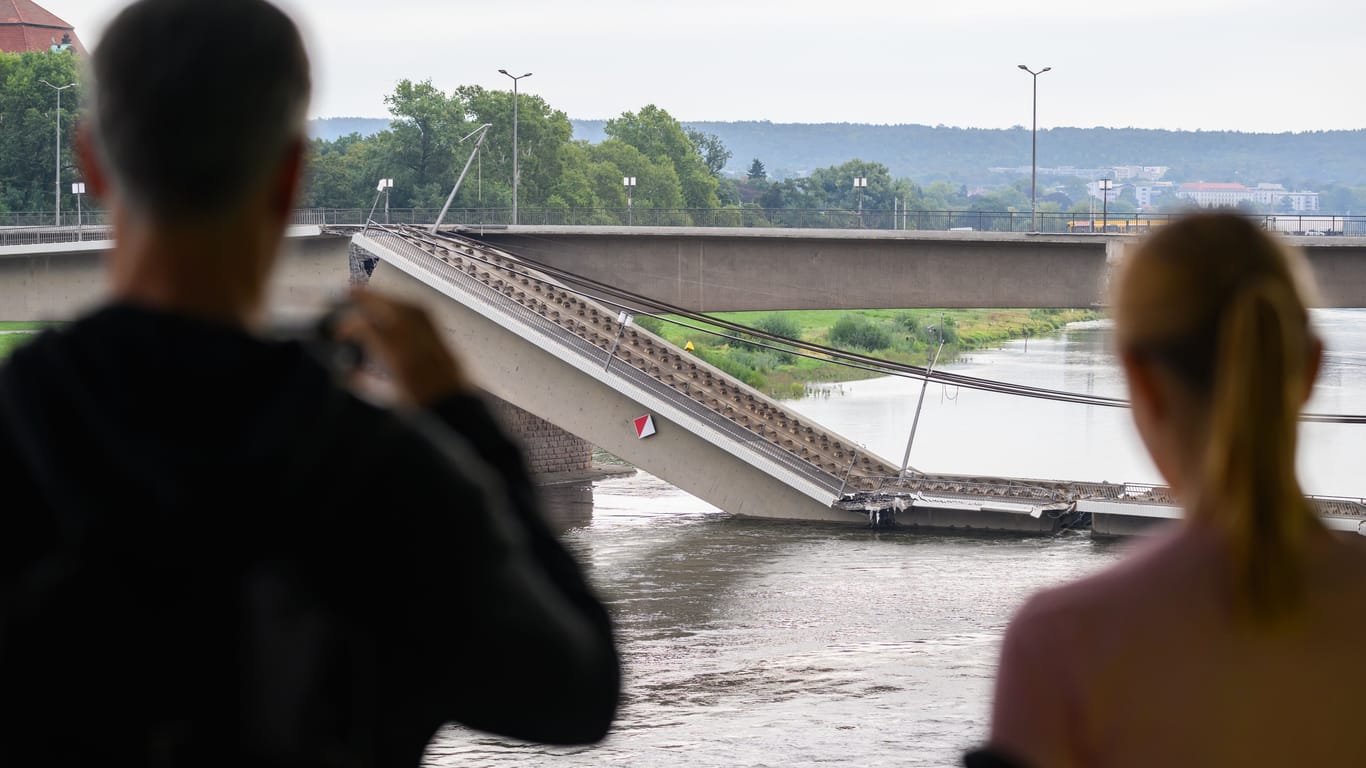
424 309 1366 767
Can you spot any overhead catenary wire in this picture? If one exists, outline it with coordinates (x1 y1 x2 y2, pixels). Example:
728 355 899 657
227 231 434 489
396 226 1366 425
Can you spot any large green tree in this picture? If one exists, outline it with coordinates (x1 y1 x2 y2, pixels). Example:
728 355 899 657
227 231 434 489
0 50 83 216
606 105 719 209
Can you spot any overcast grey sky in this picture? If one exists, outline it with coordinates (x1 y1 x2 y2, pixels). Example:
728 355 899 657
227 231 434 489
50 0 1366 132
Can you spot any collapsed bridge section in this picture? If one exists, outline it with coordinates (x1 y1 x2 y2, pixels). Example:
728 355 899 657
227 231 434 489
348 226 1087 533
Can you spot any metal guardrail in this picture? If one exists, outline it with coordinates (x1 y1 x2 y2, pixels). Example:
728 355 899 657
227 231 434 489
7 208 1366 241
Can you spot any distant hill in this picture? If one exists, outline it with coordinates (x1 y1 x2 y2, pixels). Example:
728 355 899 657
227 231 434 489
314 117 1366 187
572 119 1366 187
309 117 390 142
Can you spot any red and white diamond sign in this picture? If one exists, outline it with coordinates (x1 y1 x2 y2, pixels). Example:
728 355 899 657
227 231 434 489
633 414 657 439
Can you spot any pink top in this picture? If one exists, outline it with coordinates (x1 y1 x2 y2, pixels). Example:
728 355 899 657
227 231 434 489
989 523 1366 767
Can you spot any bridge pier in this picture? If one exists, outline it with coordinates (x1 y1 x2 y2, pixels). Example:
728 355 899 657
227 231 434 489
489 399 597 478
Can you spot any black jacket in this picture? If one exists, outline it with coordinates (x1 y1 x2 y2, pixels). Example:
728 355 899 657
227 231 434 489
0 304 620 767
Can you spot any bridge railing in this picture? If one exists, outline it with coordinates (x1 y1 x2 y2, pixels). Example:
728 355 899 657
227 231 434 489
307 208 1366 235
8 208 1366 245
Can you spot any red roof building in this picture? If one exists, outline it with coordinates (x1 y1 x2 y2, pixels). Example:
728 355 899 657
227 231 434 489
0 0 85 56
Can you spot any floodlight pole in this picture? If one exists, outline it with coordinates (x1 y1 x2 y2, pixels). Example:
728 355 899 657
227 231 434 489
854 177 867 227
365 178 393 232
72 182 85 239
623 176 637 225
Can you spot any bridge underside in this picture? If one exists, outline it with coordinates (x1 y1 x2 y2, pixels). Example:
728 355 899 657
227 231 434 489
469 226 1366 311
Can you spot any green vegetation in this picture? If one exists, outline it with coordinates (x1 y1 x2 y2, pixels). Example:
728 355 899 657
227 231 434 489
304 82 728 219
641 309 1098 399
0 322 52 359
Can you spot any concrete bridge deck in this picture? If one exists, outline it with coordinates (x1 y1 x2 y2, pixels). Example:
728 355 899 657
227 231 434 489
465 225 1366 310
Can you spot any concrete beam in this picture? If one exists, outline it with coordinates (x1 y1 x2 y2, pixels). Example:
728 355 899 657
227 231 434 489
470 226 1366 310
471 227 1112 311
0 227 350 321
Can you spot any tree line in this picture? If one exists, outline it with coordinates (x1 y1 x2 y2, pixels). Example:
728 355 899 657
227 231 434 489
7 53 1366 222
304 80 728 219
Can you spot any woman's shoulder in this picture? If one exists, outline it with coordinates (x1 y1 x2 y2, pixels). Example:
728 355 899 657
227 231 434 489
1012 525 1218 629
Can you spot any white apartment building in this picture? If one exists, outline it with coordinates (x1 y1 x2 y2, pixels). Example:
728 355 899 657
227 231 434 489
1134 182 1175 208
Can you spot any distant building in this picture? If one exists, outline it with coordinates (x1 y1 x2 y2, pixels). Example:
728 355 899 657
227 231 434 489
989 165 1168 181
1133 182 1175 208
0 0 85 55
1179 182 1319 211
1112 165 1170 181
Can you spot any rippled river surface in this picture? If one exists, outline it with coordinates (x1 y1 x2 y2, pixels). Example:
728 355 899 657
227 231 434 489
425 310 1366 767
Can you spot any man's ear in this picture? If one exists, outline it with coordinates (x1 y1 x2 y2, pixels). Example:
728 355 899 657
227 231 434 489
267 138 306 219
75 126 110 200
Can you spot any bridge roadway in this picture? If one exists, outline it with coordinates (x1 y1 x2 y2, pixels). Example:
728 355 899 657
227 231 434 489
8 225 1366 318
0 225 355 321
466 225 1366 310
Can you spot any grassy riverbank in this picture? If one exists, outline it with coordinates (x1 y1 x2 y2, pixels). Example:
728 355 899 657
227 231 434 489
0 322 56 359
637 308 1100 399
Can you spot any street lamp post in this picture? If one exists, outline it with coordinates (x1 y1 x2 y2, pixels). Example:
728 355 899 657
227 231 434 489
853 177 867 226
497 69 533 225
623 176 637 225
40 79 76 227
1017 65 1051 232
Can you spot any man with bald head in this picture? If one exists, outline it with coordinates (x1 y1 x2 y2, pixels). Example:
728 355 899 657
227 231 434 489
0 1 619 765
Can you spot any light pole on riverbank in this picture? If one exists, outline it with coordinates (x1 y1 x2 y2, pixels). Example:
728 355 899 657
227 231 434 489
498 69 532 225
1017 65 1050 232
40 79 76 227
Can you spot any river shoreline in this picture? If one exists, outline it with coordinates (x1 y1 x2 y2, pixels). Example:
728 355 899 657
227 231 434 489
643 308 1101 398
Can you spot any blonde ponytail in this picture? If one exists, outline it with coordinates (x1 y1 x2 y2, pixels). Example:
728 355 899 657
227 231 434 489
1201 279 1314 622
1114 213 1321 625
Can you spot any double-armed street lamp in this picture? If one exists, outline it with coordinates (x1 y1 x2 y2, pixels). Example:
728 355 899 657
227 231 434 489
853 177 867 226
498 69 533 225
1017 65 1051 232
40 79 76 226
623 176 637 225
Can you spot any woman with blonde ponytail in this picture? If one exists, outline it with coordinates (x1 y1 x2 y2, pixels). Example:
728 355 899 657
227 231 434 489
976 213 1366 768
